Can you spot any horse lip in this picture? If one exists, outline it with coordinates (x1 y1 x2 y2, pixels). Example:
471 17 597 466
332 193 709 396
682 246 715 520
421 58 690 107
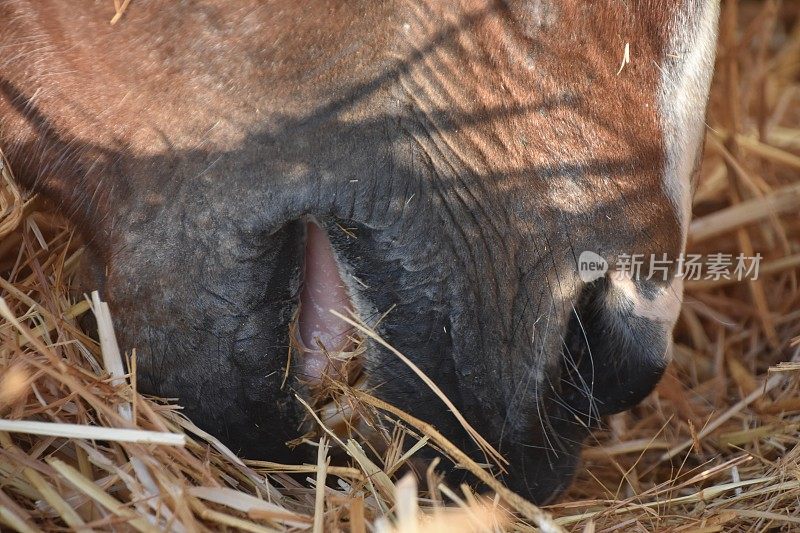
296 218 358 385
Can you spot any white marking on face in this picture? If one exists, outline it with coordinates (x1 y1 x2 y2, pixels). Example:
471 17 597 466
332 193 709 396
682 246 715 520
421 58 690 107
658 0 720 246
609 270 684 325
605 271 684 364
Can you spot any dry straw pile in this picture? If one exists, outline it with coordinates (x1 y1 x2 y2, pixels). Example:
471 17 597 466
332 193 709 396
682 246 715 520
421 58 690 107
1 1 799 531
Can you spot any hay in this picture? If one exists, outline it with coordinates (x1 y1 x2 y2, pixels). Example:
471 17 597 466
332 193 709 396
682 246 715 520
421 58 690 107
1 1 799 530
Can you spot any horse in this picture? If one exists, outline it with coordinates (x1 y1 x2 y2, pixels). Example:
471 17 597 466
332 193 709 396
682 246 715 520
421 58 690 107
0 0 719 502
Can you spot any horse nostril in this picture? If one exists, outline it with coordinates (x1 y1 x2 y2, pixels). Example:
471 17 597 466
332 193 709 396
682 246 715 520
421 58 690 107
561 276 673 421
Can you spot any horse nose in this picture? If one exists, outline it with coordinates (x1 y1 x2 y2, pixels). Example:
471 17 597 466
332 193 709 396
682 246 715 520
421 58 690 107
560 273 681 423
486 267 682 503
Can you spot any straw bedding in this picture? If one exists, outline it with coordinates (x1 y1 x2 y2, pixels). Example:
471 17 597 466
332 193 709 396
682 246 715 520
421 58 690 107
1 1 799 531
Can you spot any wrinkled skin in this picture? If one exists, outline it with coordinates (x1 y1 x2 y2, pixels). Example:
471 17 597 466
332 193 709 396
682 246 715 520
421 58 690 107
0 0 718 502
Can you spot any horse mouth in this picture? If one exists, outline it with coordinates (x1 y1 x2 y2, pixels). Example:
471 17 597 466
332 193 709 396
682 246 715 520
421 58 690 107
292 220 364 403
